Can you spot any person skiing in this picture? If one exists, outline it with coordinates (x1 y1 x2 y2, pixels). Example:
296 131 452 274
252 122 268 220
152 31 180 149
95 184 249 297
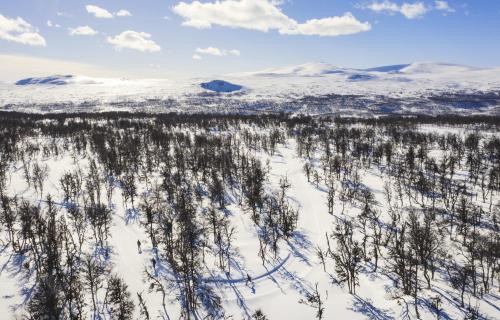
246 273 252 286
137 239 142 253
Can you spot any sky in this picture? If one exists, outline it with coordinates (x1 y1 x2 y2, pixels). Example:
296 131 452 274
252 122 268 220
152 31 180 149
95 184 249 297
0 0 499 80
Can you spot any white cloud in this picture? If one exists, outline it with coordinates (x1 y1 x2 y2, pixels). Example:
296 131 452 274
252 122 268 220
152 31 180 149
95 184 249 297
107 30 161 52
228 49 241 56
365 1 400 13
0 14 46 46
435 1 454 13
116 10 132 17
195 46 241 57
86 5 133 18
192 54 202 60
280 13 371 36
68 25 98 36
86 5 114 18
47 20 61 28
364 1 429 19
196 46 224 56
400 3 428 19
173 0 370 37
56 11 72 17
173 0 293 31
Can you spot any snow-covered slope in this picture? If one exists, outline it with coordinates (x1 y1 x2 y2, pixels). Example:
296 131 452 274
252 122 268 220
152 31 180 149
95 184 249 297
399 62 480 74
241 62 349 77
362 64 410 73
15 75 106 86
16 75 74 85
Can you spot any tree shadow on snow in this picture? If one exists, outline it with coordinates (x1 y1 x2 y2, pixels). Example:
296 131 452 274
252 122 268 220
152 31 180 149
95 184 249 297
196 282 226 319
2 252 37 313
279 265 313 298
92 245 113 264
416 296 454 320
286 230 313 266
429 286 490 320
349 295 396 320
124 207 140 225
227 278 252 319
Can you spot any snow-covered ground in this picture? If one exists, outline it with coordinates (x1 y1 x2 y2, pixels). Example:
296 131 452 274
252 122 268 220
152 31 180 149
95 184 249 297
0 117 498 319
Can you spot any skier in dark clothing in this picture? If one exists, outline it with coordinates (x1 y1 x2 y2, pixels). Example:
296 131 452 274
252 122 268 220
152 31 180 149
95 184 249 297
246 273 256 294
137 240 142 253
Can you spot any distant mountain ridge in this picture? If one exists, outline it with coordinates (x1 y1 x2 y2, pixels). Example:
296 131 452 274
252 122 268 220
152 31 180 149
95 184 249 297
240 62 349 77
14 62 487 87
398 62 480 74
16 75 74 85
241 61 482 77
15 75 105 86
5 61 500 116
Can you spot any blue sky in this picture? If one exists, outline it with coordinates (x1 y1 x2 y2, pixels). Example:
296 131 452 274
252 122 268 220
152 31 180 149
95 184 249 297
0 0 499 79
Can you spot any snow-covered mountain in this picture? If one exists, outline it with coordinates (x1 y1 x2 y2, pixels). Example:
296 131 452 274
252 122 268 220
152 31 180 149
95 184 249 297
15 75 105 86
16 75 74 85
240 62 349 77
398 62 480 74
238 62 481 77
1 62 499 115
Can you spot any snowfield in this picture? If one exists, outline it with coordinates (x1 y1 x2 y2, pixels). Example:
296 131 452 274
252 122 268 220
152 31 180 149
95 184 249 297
1 62 500 115
0 114 498 319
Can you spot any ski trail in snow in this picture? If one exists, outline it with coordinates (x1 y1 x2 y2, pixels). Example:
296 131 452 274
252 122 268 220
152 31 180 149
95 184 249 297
162 253 291 284
205 253 291 284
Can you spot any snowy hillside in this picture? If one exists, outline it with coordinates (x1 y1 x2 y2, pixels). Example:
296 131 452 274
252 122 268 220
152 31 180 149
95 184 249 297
16 75 75 86
1 62 499 115
399 62 480 74
239 62 349 77
15 75 106 86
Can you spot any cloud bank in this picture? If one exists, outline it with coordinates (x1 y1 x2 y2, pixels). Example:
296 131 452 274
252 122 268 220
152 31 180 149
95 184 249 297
364 1 429 19
173 0 371 37
363 1 455 19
